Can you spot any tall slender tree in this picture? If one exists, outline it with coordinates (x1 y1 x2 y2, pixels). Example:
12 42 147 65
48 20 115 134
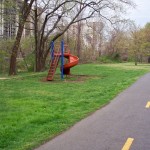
9 0 35 75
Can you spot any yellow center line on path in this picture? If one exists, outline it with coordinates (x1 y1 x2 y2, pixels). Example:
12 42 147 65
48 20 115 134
122 138 134 150
146 101 150 108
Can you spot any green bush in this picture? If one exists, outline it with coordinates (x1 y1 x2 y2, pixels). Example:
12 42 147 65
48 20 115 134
25 53 35 71
97 52 122 64
16 37 35 72
0 50 9 73
0 37 36 74
97 55 121 63
0 39 14 74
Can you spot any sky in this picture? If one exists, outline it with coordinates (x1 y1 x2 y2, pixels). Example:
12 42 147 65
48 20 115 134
128 0 150 27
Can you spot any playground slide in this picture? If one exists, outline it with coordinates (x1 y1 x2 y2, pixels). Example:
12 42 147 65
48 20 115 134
47 47 79 80
63 53 79 75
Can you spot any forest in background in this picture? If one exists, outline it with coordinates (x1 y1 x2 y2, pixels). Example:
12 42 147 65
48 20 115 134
0 0 150 74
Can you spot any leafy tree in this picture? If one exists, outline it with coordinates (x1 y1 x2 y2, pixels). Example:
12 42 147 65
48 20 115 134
129 22 150 65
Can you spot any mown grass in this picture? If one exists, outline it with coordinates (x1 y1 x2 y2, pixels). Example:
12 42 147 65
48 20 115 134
0 63 149 150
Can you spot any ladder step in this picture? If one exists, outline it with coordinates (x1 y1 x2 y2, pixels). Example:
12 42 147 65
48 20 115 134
47 77 53 81
49 69 55 71
48 70 55 73
47 55 60 81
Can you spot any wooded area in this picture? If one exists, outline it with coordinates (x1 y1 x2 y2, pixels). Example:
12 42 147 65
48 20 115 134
0 0 150 75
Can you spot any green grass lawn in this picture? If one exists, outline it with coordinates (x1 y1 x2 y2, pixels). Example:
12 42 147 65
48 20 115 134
0 63 150 150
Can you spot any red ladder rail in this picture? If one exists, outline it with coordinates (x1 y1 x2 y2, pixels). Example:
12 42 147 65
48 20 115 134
47 51 60 81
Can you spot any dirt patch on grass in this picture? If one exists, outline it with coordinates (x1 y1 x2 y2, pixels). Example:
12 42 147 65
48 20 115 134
0 77 9 80
65 75 100 82
41 74 100 83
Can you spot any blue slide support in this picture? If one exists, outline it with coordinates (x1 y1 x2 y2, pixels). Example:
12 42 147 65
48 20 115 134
50 41 54 60
61 40 64 80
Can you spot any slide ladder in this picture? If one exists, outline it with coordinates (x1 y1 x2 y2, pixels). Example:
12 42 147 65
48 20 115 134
47 52 60 81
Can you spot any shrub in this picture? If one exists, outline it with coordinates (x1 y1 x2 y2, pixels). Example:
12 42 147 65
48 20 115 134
97 54 122 63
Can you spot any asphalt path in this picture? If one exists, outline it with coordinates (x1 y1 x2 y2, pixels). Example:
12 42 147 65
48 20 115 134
35 73 150 150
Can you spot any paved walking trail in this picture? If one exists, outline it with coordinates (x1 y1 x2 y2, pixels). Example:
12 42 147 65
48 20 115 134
35 73 150 150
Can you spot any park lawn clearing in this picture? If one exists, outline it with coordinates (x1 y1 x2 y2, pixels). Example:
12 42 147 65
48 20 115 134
0 63 150 150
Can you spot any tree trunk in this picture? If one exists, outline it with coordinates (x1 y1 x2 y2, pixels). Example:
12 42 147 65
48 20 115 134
9 0 35 75
36 56 45 71
34 6 39 72
9 23 24 75
77 21 81 58
34 0 43 72
135 54 138 66
36 57 42 72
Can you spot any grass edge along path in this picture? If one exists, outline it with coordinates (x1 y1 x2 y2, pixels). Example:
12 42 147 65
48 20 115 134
0 63 150 150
